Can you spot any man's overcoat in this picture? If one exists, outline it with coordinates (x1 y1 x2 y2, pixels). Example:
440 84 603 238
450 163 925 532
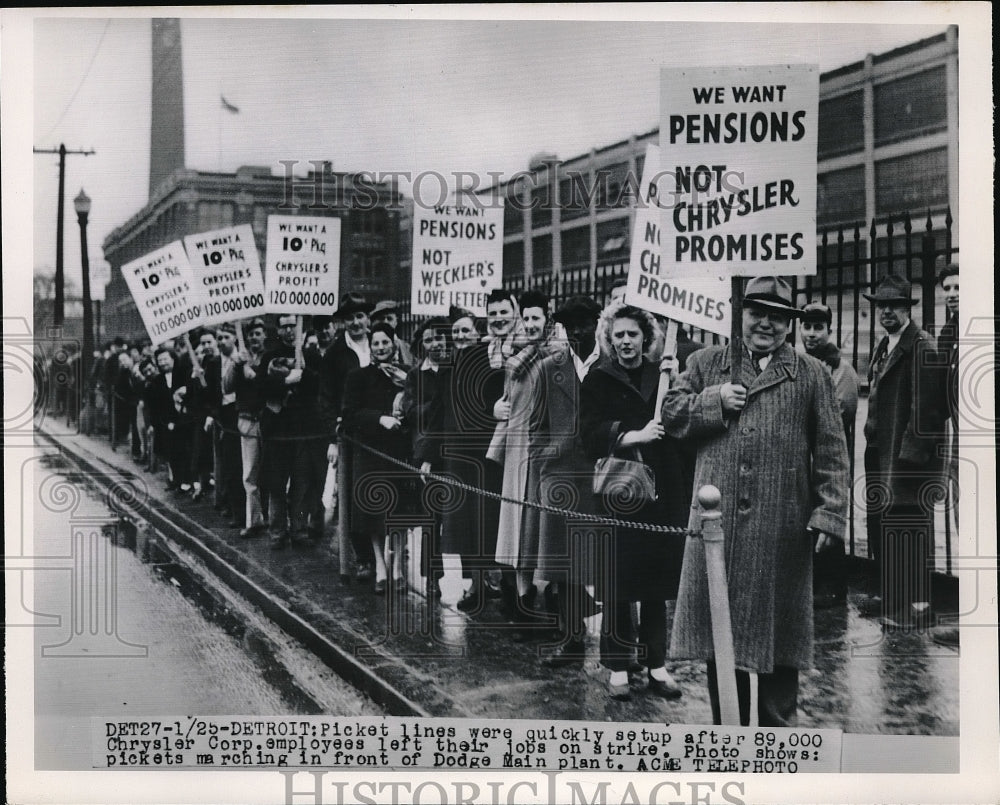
663 341 849 673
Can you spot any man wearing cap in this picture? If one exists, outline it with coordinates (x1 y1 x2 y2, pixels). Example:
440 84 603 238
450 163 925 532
535 295 602 667
319 292 376 577
800 302 859 439
227 318 269 538
371 300 415 368
663 276 849 726
862 275 944 627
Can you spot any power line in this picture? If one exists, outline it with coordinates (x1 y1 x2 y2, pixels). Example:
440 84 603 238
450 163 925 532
42 19 112 141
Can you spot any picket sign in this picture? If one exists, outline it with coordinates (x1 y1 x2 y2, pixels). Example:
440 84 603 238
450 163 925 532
120 241 200 347
183 224 267 329
264 215 341 315
658 64 820 726
411 200 504 316
626 145 730 337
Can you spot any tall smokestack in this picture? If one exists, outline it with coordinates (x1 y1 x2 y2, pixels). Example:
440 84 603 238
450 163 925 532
149 18 185 198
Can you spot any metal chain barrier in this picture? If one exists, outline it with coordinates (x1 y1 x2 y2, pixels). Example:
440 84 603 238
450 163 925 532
339 432 698 537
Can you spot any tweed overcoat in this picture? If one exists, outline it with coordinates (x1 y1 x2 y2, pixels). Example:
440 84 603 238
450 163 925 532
663 341 849 673
864 320 945 506
534 345 599 585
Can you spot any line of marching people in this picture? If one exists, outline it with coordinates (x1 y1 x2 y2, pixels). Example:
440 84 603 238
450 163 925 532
82 263 958 722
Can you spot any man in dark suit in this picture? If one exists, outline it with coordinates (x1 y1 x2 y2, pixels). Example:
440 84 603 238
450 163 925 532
536 296 602 666
863 275 945 628
319 292 375 577
147 346 193 491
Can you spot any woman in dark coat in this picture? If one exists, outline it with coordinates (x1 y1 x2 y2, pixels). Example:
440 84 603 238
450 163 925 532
400 317 452 601
433 309 506 610
341 322 411 593
580 303 691 701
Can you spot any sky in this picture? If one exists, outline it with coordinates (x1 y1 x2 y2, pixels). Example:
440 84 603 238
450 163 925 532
17 7 964 292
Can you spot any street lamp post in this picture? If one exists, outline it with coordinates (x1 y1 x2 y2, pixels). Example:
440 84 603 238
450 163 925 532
74 189 94 399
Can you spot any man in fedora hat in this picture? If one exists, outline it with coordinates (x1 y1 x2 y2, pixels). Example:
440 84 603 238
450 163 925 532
371 299 415 368
862 274 944 627
663 275 849 726
319 292 377 577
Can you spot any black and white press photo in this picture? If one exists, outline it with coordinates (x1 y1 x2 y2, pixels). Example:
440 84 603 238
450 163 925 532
3 5 996 805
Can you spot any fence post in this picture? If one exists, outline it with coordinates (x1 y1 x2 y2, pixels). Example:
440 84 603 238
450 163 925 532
921 210 937 333
697 484 740 725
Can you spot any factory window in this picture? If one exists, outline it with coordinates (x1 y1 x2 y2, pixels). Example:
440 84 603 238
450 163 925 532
595 162 631 209
503 240 524 281
596 218 630 262
875 147 948 217
818 91 864 158
817 166 866 227
560 172 592 220
561 225 591 269
504 187 524 234
532 233 553 272
531 180 552 228
874 66 948 146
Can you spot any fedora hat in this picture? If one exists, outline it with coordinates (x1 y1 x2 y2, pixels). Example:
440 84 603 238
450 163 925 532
553 295 602 326
863 275 916 305
743 276 800 316
371 299 400 318
334 292 372 319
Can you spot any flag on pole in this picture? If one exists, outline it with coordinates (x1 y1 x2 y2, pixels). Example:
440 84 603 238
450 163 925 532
221 95 240 114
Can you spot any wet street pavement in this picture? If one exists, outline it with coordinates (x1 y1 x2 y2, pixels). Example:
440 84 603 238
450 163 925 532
31 448 383 770
34 425 959 739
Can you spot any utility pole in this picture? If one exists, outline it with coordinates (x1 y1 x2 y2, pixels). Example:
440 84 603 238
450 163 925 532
33 144 96 326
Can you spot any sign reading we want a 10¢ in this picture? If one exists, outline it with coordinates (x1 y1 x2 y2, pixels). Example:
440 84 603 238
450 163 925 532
120 240 200 345
264 215 341 315
183 224 267 327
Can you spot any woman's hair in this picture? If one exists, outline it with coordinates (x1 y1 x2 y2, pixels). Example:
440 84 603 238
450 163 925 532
369 321 396 343
411 316 452 358
596 302 663 362
518 289 550 317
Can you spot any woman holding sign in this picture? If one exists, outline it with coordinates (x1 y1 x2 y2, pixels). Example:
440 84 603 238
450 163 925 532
580 303 690 701
341 322 412 594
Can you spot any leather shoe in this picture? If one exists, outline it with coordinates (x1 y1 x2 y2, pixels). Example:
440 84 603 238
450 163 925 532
608 679 632 701
355 564 374 582
456 587 483 613
646 673 682 699
269 531 289 550
374 579 387 595
541 640 586 668
239 524 265 539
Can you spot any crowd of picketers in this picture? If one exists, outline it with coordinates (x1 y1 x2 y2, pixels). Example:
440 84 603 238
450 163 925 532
48 265 959 721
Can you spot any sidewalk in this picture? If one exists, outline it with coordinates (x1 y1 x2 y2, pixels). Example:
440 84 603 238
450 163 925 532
37 423 959 735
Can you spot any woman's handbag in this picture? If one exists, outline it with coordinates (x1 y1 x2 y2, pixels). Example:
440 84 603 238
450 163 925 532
593 445 657 504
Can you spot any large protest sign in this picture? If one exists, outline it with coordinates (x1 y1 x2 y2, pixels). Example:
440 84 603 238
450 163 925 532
120 241 200 345
183 224 267 327
627 144 731 336
411 202 503 315
264 215 341 314
659 65 818 279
